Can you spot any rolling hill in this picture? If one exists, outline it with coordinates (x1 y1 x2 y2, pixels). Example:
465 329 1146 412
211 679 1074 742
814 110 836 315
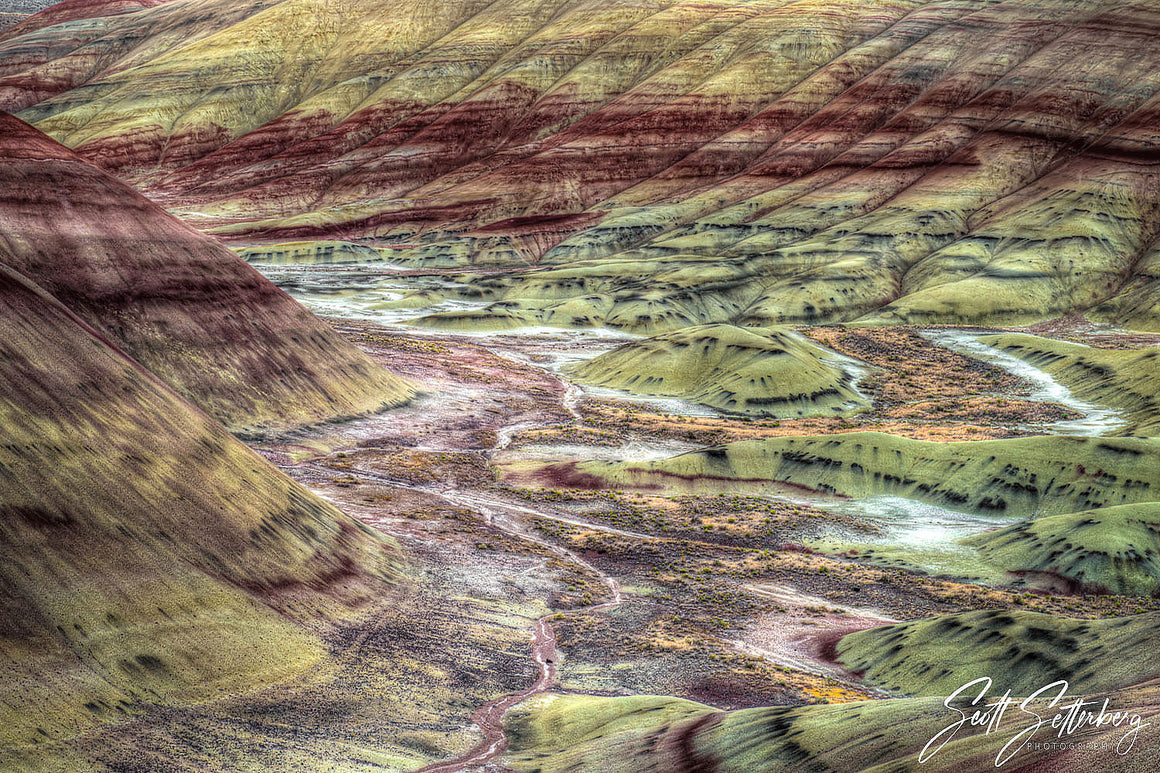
503 686 1160 772
0 212 404 766
562 324 869 417
979 333 1160 436
579 432 1160 518
964 502 1160 595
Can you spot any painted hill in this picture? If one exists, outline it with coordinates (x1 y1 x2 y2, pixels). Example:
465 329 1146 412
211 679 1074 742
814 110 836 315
979 333 1160 436
3 0 1160 330
837 608 1160 696
580 432 1160 518
964 502 1160 595
0 113 411 435
562 324 868 417
0 257 403 758
0 113 414 767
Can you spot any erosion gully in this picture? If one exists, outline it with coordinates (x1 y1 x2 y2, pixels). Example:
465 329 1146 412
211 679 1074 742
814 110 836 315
251 265 1120 771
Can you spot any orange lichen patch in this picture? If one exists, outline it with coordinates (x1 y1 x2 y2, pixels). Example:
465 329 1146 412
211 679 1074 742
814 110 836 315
801 683 868 704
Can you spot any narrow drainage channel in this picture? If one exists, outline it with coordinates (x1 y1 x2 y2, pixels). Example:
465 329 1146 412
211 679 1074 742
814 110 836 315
922 329 1126 436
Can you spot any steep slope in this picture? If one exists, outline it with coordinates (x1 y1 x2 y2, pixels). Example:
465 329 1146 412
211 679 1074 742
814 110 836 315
562 324 868 417
0 113 411 435
3 0 1160 330
0 260 403 755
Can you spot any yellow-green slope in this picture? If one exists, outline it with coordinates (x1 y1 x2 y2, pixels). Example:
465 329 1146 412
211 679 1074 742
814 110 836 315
979 333 1160 436
563 324 868 417
0 251 402 754
582 432 1160 517
965 502 1160 596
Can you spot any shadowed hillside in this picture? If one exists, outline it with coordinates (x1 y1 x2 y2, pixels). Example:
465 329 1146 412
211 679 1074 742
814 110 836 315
3 0 1160 330
0 253 403 764
0 113 411 435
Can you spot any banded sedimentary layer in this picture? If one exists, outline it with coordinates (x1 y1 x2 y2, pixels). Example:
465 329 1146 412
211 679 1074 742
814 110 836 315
0 113 411 435
4 0 1160 330
0 249 403 762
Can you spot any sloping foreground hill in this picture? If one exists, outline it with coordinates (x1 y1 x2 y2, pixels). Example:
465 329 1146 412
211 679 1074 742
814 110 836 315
965 502 1160 596
561 324 868 418
503 686 1160 772
0 113 411 435
4 0 1160 330
0 261 403 765
837 608 1160 696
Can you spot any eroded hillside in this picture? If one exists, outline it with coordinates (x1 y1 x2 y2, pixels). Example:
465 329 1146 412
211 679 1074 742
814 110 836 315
3 0 1160 331
0 113 411 434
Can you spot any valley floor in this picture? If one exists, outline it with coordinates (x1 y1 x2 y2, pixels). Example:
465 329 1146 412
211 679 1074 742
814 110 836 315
40 314 1160 772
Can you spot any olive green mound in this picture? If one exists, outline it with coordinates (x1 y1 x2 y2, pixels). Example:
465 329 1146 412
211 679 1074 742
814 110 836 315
582 433 1160 517
505 693 714 771
563 324 867 417
412 305 546 331
504 688 1160 772
837 609 1160 697
965 502 1160 596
